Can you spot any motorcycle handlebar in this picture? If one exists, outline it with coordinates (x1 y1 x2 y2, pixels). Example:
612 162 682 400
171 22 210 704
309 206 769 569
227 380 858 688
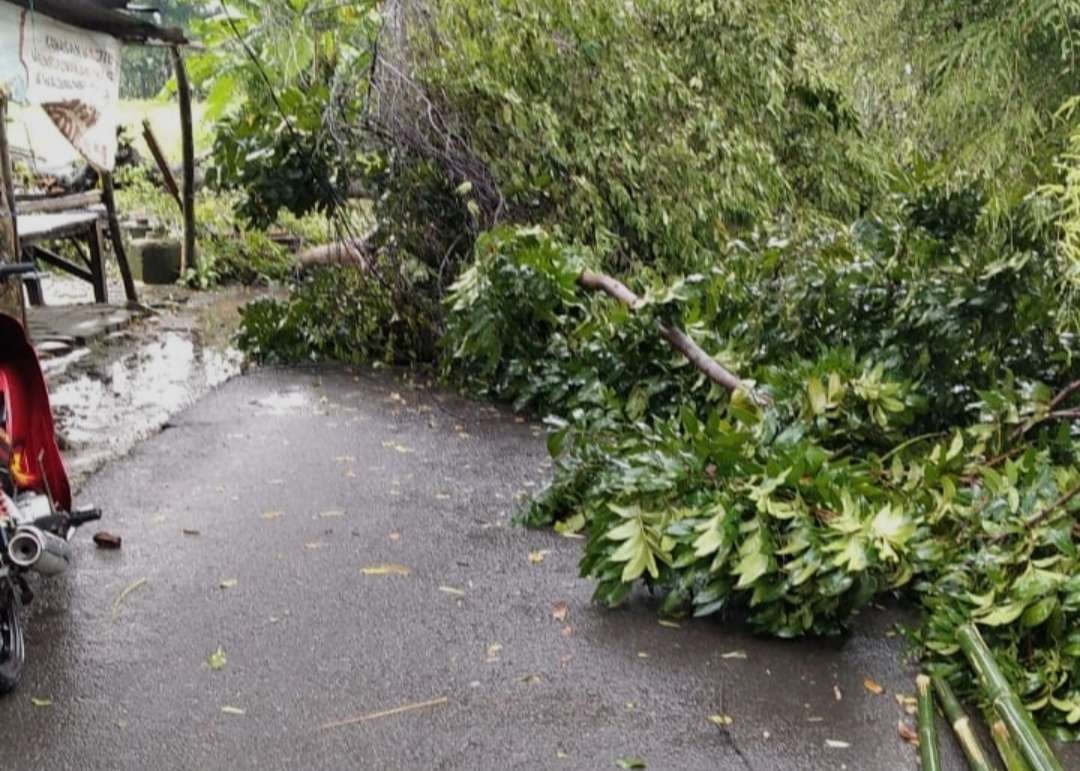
0 263 36 280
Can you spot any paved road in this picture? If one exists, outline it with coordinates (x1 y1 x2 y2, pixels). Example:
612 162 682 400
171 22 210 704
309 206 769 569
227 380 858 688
1 367 1073 770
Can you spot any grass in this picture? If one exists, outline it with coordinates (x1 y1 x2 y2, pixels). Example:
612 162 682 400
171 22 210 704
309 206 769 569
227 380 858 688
9 99 210 173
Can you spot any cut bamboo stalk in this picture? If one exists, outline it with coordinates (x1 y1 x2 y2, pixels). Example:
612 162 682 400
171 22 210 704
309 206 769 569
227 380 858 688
989 717 1033 771
956 624 1063 771
917 674 943 771
931 673 992 771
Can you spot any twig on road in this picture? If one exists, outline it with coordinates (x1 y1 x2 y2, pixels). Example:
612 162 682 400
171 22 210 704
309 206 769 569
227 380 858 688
319 696 449 730
111 577 148 621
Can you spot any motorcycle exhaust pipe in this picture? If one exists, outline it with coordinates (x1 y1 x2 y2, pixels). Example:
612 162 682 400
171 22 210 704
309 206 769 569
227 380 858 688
7 526 70 576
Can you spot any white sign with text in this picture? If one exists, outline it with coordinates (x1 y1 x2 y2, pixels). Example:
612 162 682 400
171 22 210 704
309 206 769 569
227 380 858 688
0 2 121 170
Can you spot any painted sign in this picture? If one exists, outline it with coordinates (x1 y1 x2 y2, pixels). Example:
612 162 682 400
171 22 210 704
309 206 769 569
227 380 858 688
0 2 121 170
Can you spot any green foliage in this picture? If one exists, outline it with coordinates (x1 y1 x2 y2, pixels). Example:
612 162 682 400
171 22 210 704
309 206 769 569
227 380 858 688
185 231 293 289
188 0 380 226
441 217 1080 734
419 0 881 273
237 259 439 366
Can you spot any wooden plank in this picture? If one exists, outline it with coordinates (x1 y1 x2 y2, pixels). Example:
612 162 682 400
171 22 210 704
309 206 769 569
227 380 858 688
101 173 138 302
17 212 103 244
15 191 103 215
141 119 182 209
171 46 198 272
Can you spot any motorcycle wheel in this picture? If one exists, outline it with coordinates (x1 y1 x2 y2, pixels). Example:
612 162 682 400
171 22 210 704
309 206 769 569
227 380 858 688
0 581 24 693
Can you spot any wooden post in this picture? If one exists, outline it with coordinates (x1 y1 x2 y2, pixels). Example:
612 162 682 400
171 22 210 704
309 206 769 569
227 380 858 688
170 45 197 272
0 93 25 326
101 173 138 303
141 119 182 209
87 221 108 303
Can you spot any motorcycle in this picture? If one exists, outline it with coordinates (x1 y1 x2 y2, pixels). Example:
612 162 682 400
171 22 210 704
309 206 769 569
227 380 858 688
0 263 100 693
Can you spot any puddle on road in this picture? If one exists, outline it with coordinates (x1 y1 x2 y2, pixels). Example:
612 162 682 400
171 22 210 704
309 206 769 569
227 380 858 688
48 329 242 486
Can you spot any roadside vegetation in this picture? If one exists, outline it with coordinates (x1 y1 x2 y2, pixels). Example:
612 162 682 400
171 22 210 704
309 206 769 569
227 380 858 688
171 0 1080 747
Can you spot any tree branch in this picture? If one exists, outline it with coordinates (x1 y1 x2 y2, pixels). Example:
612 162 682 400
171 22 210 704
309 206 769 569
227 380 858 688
576 269 765 402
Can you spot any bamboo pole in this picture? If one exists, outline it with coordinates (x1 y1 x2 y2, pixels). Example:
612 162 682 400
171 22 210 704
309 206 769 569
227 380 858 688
989 716 1033 771
170 46 197 272
917 674 942 771
931 673 992 771
140 119 182 209
576 269 766 402
956 624 1063 771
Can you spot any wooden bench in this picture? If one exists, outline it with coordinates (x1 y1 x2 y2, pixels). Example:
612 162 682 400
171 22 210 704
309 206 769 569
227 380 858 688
13 187 137 306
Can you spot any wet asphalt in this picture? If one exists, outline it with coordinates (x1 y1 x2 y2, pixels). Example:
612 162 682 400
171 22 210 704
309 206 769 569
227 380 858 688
0 366 1076 771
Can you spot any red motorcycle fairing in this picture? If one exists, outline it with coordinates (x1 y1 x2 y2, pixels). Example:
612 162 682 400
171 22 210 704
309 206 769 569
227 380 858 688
0 314 71 513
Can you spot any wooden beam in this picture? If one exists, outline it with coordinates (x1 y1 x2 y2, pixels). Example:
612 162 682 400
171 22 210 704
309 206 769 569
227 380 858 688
15 191 103 215
101 174 138 303
26 245 94 284
141 119 182 209
171 46 197 272
0 94 26 325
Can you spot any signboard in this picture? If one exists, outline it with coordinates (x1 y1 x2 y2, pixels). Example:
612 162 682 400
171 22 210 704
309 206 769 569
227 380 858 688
0 3 121 171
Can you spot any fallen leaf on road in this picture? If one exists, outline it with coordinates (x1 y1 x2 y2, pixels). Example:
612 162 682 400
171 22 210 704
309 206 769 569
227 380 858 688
552 601 569 622
381 441 414 454
615 757 646 769
219 579 238 590
658 619 681 629
261 511 284 521
221 706 246 716
721 650 747 659
439 586 466 597
863 677 884 695
555 751 569 759
637 652 649 659
528 549 550 565
515 674 542 685
388 532 401 541
31 697 52 708
319 696 448 730
486 642 503 661
825 739 850 749
895 693 917 714
112 577 148 621
319 510 344 519
898 719 919 746
708 714 734 727
360 564 411 576
208 647 227 671
305 542 326 550
834 685 842 701
561 625 573 637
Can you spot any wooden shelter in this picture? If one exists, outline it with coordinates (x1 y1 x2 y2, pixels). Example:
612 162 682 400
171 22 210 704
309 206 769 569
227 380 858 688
0 0 193 323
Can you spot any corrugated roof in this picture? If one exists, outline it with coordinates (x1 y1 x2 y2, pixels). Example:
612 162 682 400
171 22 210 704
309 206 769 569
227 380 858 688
3 0 187 44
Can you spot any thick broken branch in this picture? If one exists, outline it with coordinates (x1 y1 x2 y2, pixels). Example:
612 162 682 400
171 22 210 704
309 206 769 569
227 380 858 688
576 269 761 400
297 238 373 271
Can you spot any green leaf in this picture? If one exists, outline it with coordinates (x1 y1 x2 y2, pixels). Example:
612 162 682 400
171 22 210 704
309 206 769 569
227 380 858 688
976 602 1027 627
734 552 769 589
